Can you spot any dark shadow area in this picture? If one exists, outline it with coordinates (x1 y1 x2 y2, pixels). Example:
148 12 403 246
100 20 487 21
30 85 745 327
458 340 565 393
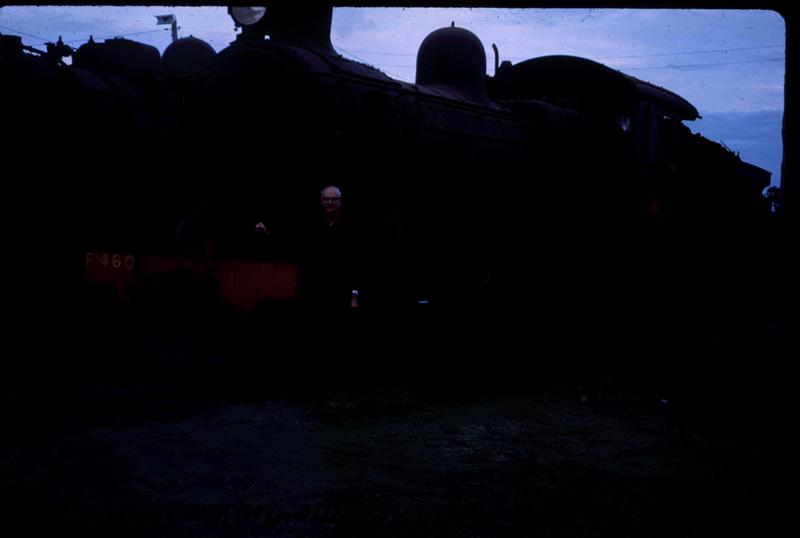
1 271 786 536
1 3 788 537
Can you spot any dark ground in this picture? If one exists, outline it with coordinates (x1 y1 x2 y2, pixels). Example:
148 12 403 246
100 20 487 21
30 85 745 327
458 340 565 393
1 297 786 537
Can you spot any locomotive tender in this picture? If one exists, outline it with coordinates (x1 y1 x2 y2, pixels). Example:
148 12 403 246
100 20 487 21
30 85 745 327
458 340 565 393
1 6 772 336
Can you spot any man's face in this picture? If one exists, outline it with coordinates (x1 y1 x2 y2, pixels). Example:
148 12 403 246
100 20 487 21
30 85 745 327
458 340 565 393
321 187 342 214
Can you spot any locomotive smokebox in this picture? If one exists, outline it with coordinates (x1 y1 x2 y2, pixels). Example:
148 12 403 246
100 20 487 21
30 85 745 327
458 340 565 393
416 26 488 105
162 36 216 79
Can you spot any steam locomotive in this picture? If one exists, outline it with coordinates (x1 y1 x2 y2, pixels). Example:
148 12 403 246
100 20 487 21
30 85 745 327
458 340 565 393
2 6 774 345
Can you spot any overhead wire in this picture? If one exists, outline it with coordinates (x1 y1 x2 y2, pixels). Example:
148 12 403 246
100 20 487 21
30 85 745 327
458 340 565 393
327 42 786 75
5 19 784 74
334 45 406 79
28 27 169 47
595 44 784 60
346 55 785 72
0 24 50 42
330 43 784 62
619 57 785 70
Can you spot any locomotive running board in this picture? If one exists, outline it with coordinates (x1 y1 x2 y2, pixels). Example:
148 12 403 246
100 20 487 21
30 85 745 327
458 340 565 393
84 251 298 312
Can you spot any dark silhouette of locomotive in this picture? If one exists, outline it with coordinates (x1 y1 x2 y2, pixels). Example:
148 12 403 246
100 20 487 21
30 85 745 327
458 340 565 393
1 6 775 345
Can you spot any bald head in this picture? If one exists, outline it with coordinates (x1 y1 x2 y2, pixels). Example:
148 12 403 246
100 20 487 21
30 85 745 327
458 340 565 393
321 185 341 199
320 185 342 223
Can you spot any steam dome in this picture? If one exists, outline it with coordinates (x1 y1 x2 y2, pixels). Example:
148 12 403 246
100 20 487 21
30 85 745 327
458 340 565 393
416 26 488 105
162 36 216 79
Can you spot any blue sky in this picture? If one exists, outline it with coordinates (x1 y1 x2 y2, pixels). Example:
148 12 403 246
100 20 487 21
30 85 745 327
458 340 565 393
1 6 785 185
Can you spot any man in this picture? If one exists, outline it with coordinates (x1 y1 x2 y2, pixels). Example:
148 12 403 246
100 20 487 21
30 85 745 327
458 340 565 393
298 185 361 370
301 185 359 311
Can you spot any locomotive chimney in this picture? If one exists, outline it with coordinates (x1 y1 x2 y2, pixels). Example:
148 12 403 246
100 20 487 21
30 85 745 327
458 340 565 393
263 6 334 54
